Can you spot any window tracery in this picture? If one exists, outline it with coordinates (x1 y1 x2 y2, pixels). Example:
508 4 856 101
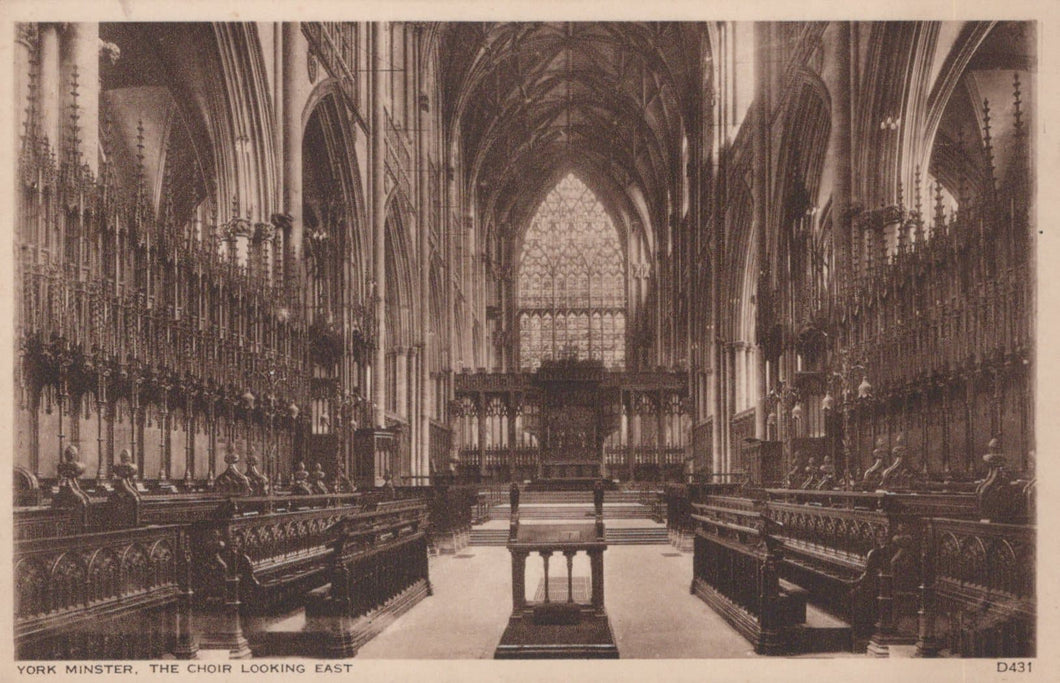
517 174 626 370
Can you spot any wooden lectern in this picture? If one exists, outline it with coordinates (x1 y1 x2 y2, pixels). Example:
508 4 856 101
494 481 618 658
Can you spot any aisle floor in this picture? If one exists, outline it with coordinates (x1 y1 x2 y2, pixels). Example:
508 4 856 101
355 545 759 659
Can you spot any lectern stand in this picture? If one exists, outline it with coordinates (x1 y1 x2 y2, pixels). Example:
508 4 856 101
493 482 618 659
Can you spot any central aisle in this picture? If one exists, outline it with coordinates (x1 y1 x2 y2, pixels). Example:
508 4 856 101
356 546 758 659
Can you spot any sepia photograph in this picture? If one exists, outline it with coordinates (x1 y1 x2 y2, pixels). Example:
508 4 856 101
2 2 1047 677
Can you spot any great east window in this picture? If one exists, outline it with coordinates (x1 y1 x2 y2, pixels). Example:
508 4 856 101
517 174 627 370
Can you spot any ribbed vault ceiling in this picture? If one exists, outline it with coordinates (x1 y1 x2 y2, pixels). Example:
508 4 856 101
439 22 708 249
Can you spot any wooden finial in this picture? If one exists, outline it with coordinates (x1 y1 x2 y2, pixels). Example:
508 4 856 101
933 180 946 233
982 98 997 195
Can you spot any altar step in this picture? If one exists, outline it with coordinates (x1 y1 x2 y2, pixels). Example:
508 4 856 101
471 526 667 546
493 504 654 520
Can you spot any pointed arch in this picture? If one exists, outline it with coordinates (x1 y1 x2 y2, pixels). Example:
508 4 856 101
516 173 627 370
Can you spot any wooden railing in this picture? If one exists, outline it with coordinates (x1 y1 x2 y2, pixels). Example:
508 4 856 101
186 495 429 657
689 496 789 653
15 524 185 659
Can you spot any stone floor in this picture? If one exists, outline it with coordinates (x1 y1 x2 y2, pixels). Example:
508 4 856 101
356 545 760 659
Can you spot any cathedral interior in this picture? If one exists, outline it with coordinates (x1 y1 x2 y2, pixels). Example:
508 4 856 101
11 21 1035 661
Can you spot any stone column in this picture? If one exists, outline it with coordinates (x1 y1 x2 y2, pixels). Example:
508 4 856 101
408 346 420 480
396 347 408 418
734 342 746 410
416 34 432 483
371 22 387 427
753 22 772 444
282 23 306 293
832 21 853 285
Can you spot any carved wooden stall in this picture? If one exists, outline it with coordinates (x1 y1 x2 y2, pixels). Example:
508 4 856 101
917 518 1035 657
11 440 464 660
669 463 1035 657
304 500 431 658
15 524 185 659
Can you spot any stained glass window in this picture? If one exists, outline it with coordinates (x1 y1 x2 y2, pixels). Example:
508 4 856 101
517 174 626 370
